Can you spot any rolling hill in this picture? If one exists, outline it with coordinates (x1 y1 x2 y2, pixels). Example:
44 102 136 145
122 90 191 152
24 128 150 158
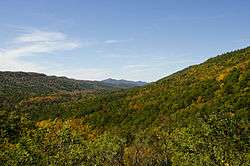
0 71 114 94
0 71 146 104
1 47 249 165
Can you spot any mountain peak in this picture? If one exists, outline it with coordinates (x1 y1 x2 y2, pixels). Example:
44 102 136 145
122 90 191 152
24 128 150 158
101 78 147 87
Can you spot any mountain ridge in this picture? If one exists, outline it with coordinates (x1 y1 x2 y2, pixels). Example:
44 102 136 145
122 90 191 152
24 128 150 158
102 78 147 87
0 71 146 102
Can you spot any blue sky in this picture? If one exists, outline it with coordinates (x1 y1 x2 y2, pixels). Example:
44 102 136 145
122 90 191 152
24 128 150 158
0 0 250 81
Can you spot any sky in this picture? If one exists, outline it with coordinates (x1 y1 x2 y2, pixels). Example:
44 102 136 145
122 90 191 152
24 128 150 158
0 0 250 82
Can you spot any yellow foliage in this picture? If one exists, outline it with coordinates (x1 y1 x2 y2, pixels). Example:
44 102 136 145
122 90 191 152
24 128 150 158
196 96 204 103
36 119 52 128
29 95 58 102
217 60 249 82
129 103 143 110
217 72 228 81
217 68 233 82
65 118 97 141
36 117 98 142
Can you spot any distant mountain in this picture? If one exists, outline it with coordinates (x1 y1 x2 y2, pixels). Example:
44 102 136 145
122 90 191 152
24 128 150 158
0 72 148 104
0 71 118 101
102 78 147 88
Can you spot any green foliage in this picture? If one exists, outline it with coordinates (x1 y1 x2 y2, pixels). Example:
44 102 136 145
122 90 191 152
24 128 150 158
1 47 250 165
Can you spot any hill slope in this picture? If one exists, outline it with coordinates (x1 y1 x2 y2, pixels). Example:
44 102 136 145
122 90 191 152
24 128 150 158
1 47 250 165
0 71 123 103
0 71 115 92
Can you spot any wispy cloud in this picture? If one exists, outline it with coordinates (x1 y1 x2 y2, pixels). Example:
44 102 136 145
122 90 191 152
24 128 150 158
8 29 79 56
104 38 133 44
0 27 113 80
0 28 81 68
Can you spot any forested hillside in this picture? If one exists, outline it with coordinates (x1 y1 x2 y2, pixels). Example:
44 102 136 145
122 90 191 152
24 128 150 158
1 47 250 165
0 71 140 105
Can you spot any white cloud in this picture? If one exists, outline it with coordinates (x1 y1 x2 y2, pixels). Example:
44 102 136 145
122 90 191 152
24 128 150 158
0 28 81 71
1 29 80 59
104 38 133 44
104 40 120 44
0 28 112 80
14 30 66 43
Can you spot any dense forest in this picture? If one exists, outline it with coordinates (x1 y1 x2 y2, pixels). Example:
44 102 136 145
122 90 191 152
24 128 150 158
0 47 249 165
0 71 145 105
